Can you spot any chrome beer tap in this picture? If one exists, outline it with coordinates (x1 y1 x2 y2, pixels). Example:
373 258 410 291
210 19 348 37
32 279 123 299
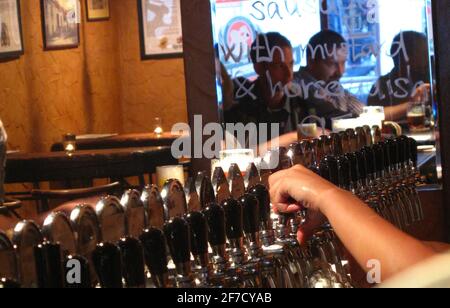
118 237 146 288
249 184 306 288
163 217 196 288
203 203 243 288
139 228 170 288
186 211 224 287
240 193 279 288
92 242 124 288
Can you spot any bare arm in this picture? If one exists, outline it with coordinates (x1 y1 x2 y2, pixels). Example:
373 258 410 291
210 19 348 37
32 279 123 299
269 165 437 281
384 103 409 121
383 84 431 122
256 132 298 156
256 129 330 156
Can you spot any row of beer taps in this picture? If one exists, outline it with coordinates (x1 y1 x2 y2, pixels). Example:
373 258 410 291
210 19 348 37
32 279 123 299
0 125 423 288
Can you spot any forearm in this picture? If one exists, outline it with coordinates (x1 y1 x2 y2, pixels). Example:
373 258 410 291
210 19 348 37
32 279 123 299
256 132 298 156
384 103 409 121
320 188 436 280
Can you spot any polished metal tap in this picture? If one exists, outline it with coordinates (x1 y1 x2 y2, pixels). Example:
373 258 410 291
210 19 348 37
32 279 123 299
164 217 196 288
139 228 170 288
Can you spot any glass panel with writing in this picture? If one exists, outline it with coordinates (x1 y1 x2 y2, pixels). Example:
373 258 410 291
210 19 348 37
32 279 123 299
210 0 440 186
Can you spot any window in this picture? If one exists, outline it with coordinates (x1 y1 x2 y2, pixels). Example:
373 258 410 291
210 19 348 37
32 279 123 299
211 0 430 103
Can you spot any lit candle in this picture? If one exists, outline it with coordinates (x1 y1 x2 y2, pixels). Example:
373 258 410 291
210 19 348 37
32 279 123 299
153 117 163 137
63 134 77 155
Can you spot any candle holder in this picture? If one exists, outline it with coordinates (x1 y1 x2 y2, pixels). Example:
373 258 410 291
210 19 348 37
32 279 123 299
63 134 77 155
153 117 164 137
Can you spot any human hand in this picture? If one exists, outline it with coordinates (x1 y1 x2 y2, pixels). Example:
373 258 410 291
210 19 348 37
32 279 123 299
269 165 340 242
411 83 431 103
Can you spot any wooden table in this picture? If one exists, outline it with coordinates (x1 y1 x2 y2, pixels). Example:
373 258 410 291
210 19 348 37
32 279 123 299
5 146 178 185
51 133 180 152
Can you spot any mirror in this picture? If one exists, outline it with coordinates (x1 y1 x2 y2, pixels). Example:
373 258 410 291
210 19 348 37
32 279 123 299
210 0 440 187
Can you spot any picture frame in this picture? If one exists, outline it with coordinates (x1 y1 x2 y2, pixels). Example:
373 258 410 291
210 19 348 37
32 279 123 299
0 0 24 59
137 0 183 60
40 0 80 51
86 0 110 22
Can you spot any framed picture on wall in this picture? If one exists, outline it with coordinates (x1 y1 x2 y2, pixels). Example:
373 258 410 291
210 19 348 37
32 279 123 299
86 0 110 21
0 0 24 59
138 0 183 60
41 0 80 50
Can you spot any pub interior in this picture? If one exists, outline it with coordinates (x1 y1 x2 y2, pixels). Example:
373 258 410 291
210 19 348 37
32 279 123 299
0 0 449 289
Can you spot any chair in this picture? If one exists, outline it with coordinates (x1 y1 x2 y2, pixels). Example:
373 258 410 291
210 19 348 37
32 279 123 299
0 199 22 219
31 182 122 213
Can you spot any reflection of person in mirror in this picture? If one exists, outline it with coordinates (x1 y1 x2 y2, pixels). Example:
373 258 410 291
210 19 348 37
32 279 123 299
368 31 431 122
292 30 365 129
1 22 11 47
225 32 310 139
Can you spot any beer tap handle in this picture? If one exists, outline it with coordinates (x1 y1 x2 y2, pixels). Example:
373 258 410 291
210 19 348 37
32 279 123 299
372 143 385 178
363 125 373 146
337 155 351 190
355 127 368 149
186 212 209 258
355 151 368 183
118 237 146 288
240 194 261 235
92 242 123 288
319 158 331 182
329 133 343 156
163 217 191 266
396 136 408 167
245 163 261 190
408 137 418 168
386 138 399 170
222 198 244 241
195 172 216 210
361 146 376 179
139 228 169 288
345 153 359 186
248 184 271 230
34 242 64 288
203 203 226 247
228 164 246 199
287 143 305 166
320 156 339 186
212 166 231 204
380 141 392 173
